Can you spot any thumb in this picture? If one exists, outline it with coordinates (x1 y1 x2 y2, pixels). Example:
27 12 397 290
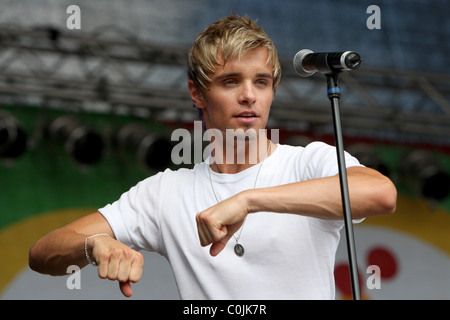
209 220 245 256
119 281 133 298
209 232 234 256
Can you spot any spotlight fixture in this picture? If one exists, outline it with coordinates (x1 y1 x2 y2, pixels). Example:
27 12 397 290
0 111 27 159
47 115 104 165
283 135 312 147
402 150 450 202
116 123 173 171
347 144 390 178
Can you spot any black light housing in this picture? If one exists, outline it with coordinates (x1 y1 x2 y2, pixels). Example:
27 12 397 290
402 150 450 202
116 123 173 171
48 115 104 165
347 144 391 178
0 111 27 159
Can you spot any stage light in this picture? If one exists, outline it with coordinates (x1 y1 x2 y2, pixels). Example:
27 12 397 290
283 135 312 147
0 111 27 159
402 150 450 202
48 115 104 165
116 123 173 171
347 144 390 178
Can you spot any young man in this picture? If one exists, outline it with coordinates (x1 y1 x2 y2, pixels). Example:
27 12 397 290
29 14 396 299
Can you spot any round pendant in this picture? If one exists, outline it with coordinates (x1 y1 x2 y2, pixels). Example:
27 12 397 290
234 243 244 257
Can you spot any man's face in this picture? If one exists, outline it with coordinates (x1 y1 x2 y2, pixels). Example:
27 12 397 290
191 47 274 138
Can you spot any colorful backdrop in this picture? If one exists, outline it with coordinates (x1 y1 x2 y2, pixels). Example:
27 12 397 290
1 105 449 299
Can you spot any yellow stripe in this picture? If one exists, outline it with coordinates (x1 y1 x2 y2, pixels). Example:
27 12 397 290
362 195 450 255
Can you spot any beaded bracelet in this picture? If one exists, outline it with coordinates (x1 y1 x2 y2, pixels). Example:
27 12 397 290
84 234 110 266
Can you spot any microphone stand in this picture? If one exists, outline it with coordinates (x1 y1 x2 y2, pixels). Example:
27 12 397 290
326 72 361 300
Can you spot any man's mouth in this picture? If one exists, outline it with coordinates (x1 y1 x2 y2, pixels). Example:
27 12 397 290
235 112 257 118
234 112 258 124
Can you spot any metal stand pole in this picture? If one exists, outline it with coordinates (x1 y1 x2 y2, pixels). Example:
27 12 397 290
326 72 361 300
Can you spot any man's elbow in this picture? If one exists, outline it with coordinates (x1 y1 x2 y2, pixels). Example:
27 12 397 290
28 240 52 275
374 178 397 216
28 242 43 273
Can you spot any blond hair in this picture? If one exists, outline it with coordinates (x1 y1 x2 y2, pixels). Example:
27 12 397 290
188 14 281 93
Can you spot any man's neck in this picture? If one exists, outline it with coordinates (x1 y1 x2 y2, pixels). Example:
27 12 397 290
209 136 273 174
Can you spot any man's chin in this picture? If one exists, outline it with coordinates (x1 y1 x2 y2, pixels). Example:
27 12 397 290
225 127 260 142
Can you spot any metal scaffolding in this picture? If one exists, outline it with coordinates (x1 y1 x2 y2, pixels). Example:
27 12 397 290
1 25 449 146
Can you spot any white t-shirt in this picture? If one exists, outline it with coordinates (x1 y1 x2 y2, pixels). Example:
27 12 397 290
99 142 362 299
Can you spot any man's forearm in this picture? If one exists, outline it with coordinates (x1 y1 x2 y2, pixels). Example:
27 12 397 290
29 212 144 298
29 228 89 276
197 166 397 256
244 166 397 220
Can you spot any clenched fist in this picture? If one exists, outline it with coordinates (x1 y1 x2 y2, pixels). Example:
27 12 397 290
87 234 144 297
196 192 250 256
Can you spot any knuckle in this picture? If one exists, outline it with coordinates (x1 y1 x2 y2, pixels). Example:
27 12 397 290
202 214 214 225
111 248 123 259
107 275 117 281
134 252 144 265
129 270 143 283
122 249 132 260
117 273 129 283
99 251 110 262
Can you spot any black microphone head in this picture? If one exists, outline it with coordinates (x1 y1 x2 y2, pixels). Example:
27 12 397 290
293 49 314 77
341 51 362 70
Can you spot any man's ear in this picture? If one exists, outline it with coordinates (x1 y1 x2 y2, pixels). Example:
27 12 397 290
188 80 206 109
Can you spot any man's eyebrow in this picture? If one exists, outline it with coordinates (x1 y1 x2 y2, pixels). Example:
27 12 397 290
214 72 273 79
256 73 273 79
215 72 241 80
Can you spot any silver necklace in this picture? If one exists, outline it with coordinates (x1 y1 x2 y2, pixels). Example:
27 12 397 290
208 142 271 257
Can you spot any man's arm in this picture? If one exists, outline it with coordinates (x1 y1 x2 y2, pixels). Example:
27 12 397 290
28 212 143 297
196 166 397 256
246 166 397 220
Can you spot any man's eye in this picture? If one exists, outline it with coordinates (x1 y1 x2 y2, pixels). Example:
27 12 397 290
256 80 268 86
224 79 237 85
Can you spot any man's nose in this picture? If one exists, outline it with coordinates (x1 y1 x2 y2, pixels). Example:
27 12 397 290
238 82 256 105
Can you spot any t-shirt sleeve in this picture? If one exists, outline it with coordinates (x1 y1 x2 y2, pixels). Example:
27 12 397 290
98 172 164 253
300 141 363 181
299 141 365 229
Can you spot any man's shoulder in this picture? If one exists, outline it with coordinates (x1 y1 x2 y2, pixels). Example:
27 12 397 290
277 141 333 157
153 163 206 182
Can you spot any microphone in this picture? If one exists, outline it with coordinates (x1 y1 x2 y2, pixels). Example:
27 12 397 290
293 49 361 77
